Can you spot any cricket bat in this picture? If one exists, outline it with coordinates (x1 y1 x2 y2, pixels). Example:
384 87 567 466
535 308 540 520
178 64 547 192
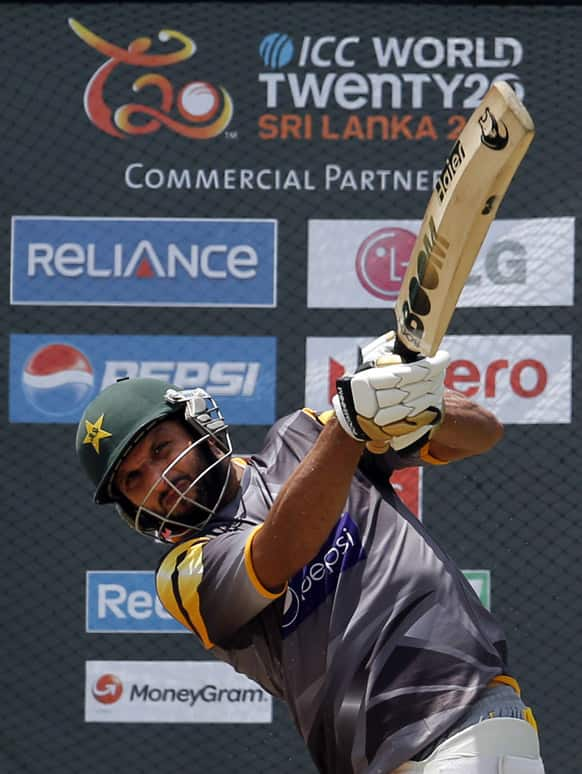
393 81 535 361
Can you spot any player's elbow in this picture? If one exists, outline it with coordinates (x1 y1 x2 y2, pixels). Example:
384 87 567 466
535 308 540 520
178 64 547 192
429 400 504 461
483 415 504 452
467 406 505 454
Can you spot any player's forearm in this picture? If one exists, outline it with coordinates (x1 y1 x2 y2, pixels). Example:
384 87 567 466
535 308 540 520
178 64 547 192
428 390 504 461
251 418 363 590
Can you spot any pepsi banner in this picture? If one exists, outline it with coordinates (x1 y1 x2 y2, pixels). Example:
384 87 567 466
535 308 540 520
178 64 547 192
11 217 277 307
10 334 276 424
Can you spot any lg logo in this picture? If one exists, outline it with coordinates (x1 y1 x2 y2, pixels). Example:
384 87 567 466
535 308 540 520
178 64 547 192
355 227 416 301
355 228 528 306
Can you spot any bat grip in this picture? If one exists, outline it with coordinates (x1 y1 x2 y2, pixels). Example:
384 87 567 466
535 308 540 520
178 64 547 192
393 335 418 363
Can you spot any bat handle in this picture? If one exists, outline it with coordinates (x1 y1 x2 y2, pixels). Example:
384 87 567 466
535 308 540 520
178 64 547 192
393 335 418 363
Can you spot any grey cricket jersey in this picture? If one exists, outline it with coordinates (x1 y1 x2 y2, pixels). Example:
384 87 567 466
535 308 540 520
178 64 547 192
157 410 508 774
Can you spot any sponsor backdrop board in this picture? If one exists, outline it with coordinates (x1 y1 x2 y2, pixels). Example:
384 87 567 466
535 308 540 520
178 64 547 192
308 218 575 308
305 335 572 424
10 333 276 424
85 661 272 723
12 217 277 307
1 4 580 774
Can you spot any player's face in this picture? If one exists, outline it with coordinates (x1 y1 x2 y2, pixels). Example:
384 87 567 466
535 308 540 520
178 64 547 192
114 418 221 518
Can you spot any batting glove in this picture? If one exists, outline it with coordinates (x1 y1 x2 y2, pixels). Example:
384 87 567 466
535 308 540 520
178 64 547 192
357 330 399 366
332 348 450 453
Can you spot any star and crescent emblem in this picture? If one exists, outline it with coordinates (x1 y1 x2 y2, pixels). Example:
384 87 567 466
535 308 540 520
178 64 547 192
83 414 112 453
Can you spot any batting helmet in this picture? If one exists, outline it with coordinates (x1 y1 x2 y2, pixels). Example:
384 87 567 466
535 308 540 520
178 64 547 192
76 377 232 541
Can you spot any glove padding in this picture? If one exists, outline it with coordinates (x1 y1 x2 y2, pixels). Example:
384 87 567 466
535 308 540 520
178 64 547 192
358 330 399 366
332 344 450 453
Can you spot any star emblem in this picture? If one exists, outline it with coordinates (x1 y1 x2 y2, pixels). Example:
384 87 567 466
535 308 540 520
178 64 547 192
83 414 112 453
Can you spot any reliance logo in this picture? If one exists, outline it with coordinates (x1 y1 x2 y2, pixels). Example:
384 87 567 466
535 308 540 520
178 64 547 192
11 217 277 307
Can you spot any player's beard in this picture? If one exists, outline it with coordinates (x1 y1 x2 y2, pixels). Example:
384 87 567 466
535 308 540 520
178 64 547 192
160 440 231 529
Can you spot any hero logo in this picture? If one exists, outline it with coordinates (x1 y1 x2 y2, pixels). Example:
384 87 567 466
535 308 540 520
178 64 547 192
92 674 123 704
445 358 547 398
282 512 365 636
355 227 415 301
27 240 257 280
317 335 568 427
329 353 548 402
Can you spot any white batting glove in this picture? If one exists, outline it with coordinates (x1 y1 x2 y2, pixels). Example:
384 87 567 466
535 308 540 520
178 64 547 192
358 330 399 366
332 348 450 453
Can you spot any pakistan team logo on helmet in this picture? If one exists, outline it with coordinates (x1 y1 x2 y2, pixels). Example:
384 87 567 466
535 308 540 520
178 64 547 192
76 378 185 504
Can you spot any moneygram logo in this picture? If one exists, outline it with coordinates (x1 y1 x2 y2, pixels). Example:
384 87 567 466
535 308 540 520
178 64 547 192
257 33 524 141
92 674 123 704
69 18 233 139
85 661 272 723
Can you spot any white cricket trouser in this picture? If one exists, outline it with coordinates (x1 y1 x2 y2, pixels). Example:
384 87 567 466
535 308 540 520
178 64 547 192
393 718 545 773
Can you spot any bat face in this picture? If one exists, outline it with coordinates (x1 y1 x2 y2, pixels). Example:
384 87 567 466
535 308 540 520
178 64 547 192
394 81 535 360
398 216 450 349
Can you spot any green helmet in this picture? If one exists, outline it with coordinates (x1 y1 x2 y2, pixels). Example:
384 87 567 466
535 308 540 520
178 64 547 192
76 377 183 504
76 377 233 541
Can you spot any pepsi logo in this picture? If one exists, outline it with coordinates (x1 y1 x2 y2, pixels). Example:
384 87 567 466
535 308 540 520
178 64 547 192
92 674 123 704
22 343 94 415
355 227 416 301
281 587 300 629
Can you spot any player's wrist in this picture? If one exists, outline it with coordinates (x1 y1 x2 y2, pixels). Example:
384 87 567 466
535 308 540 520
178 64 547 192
332 394 367 443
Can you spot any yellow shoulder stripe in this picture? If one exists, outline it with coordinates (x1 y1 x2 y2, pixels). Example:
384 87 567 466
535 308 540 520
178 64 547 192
156 537 214 649
302 407 335 425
